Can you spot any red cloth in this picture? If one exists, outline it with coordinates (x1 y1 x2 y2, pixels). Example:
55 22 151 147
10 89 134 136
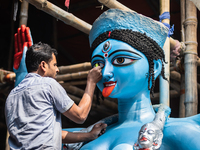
65 0 70 9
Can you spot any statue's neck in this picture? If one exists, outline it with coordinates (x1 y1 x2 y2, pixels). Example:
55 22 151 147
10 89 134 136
117 90 155 124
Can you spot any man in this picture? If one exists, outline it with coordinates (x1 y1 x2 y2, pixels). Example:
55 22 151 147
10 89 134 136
5 41 107 149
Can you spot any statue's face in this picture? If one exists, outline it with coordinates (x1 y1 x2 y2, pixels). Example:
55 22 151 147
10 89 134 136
138 124 157 148
91 39 149 99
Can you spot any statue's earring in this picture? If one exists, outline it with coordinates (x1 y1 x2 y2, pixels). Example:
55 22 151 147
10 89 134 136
153 142 158 146
145 73 148 78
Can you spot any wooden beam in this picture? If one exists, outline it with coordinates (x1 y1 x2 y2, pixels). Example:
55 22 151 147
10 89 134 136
58 62 91 74
25 0 92 34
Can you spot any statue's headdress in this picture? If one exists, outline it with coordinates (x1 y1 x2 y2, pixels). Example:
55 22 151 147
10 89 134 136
89 9 169 49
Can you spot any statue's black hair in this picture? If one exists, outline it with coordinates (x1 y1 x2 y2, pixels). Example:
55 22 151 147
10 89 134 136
90 29 167 96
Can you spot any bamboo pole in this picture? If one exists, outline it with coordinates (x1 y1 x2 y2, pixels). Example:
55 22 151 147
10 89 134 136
8 0 15 71
25 0 92 34
59 80 87 86
19 0 29 26
58 62 92 74
98 0 132 12
184 0 198 117
159 0 170 107
56 71 89 81
179 0 186 118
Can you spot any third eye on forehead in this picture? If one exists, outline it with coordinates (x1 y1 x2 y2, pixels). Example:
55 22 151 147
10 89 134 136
92 60 104 68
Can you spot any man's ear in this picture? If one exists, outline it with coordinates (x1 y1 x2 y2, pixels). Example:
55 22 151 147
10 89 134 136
153 59 162 79
40 61 47 72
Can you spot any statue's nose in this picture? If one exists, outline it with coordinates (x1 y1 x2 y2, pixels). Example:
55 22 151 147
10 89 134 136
102 62 114 82
103 72 114 82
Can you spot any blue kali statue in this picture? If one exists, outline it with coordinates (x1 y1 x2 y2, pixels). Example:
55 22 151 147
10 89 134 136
13 9 200 150
77 9 200 150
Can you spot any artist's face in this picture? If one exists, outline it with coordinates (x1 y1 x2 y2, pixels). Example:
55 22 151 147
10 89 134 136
45 53 59 79
91 39 149 99
138 124 156 148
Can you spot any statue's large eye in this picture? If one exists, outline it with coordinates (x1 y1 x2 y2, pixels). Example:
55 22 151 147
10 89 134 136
112 56 137 66
116 58 124 64
92 61 105 68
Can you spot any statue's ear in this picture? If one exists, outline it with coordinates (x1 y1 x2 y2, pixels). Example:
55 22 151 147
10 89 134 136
153 59 162 79
153 132 163 149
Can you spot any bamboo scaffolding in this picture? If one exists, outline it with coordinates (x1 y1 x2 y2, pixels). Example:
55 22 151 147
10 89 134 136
25 0 183 50
98 0 132 11
58 62 91 74
159 0 170 107
59 80 87 86
179 0 186 118
56 71 89 81
25 0 92 34
184 0 198 117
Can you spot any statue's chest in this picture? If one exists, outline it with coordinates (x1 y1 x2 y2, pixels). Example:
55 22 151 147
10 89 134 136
81 124 142 150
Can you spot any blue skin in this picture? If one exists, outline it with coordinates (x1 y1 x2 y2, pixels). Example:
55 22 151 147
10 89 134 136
79 39 200 150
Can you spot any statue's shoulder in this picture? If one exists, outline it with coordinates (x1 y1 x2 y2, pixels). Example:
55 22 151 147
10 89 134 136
161 114 200 149
165 114 200 127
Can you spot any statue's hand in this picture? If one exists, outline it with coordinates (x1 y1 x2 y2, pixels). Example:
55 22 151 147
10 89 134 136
13 25 33 86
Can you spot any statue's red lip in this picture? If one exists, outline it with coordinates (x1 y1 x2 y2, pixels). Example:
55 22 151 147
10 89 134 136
103 81 117 87
140 137 148 141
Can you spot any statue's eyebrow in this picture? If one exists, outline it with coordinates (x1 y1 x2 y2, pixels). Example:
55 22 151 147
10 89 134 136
108 49 143 58
91 55 104 60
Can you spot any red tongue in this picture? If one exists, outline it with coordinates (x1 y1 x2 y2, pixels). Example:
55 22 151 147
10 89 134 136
102 85 115 97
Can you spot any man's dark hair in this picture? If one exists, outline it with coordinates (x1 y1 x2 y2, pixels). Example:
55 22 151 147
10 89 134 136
91 29 167 96
25 42 58 73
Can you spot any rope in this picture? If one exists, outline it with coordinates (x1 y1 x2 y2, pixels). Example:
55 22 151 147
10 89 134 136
159 12 174 37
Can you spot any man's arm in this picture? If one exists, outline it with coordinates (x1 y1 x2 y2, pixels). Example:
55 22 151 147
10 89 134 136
63 66 102 124
62 122 107 143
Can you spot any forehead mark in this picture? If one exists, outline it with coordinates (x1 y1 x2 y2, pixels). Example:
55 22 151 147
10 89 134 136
108 49 143 58
104 53 108 57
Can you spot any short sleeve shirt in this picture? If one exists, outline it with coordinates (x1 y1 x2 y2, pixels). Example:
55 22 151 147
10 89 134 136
5 73 74 150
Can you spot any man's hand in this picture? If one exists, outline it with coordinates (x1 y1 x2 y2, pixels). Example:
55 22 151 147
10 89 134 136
13 25 33 86
89 122 107 140
87 66 102 84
